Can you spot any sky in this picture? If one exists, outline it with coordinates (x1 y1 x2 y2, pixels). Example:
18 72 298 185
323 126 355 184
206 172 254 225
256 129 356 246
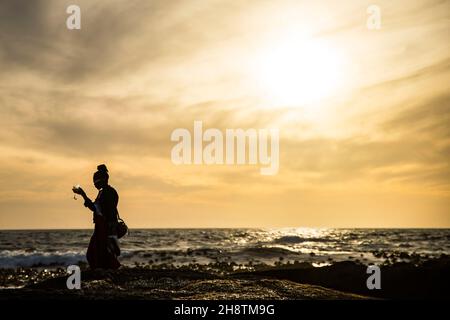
0 0 449 229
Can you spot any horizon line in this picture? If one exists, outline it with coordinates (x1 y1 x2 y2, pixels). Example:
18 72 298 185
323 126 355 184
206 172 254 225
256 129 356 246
1 227 449 231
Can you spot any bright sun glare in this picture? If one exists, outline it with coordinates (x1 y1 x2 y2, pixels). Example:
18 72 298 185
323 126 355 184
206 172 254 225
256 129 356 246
254 36 344 107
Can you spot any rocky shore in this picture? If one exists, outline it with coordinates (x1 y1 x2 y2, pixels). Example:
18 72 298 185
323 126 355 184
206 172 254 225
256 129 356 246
1 255 448 300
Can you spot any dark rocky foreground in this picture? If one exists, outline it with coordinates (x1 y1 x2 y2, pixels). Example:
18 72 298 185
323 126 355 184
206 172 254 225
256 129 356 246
0 255 448 300
234 254 450 299
0 267 367 300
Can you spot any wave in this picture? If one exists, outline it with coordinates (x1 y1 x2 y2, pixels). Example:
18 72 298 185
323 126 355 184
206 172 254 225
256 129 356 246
272 236 333 244
240 246 298 257
0 250 86 268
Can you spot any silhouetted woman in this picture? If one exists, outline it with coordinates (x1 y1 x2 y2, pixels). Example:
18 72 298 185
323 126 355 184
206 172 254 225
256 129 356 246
73 164 120 269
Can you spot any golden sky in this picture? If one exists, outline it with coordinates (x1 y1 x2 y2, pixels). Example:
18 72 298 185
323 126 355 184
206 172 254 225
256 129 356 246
0 0 449 229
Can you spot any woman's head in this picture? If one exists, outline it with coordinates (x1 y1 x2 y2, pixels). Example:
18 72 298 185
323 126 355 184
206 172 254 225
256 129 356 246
93 164 109 189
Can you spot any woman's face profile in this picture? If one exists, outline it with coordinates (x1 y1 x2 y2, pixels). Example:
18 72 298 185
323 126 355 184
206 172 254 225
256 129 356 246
94 178 106 190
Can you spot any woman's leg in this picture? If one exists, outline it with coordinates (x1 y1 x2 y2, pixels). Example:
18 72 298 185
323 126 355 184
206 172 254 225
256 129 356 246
89 216 120 269
86 231 99 269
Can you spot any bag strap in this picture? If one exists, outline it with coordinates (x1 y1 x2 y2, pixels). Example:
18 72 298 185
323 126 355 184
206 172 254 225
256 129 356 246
117 209 124 221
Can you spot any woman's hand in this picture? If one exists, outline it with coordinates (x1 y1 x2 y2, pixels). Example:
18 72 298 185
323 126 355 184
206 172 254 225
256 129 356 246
72 186 86 197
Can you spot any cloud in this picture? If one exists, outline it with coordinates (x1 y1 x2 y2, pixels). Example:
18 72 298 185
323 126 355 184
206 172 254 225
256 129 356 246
0 0 219 84
279 91 450 192
0 0 449 227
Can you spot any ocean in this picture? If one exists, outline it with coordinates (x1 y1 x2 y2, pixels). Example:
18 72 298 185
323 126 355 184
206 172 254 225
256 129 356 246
0 228 449 269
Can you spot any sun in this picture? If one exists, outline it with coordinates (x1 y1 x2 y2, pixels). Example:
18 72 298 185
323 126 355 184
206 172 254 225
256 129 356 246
254 36 344 107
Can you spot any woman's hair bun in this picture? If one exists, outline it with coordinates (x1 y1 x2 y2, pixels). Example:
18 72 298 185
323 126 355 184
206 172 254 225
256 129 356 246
97 164 108 173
